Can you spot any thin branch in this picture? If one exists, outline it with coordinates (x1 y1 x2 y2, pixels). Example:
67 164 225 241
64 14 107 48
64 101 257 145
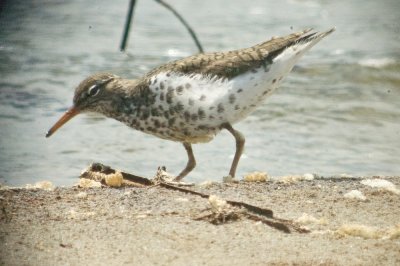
154 0 204 53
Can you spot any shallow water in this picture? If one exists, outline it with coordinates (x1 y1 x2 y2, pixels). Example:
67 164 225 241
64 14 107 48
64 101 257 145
1 0 399 186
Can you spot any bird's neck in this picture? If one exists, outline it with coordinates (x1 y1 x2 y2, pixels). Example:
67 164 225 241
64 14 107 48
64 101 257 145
101 78 154 127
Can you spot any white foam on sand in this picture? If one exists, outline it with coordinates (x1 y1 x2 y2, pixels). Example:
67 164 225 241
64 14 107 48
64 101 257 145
361 179 400 195
344 190 367 201
25 181 54 191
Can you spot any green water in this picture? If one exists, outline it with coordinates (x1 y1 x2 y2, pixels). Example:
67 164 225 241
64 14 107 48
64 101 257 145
0 0 399 186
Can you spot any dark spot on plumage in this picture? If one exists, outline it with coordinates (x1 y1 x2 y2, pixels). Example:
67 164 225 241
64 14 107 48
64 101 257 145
141 109 150 120
296 51 301 56
234 105 240 110
191 113 198 121
250 104 256 108
160 82 165 90
237 88 243 93
209 115 215 120
166 73 171 77
250 69 257 73
169 107 175 116
176 85 184 95
154 120 161 128
209 106 215 110
158 105 164 111
166 87 174 104
179 121 185 127
159 92 164 101
254 83 258 87
168 117 176 126
272 79 277 84
217 103 225 113
198 108 206 120
183 129 190 136
146 126 154 132
197 125 207 130
185 83 191 89
174 101 184 113
188 98 194 106
199 94 206 101
163 111 170 119
184 111 190 122
152 78 157 85
139 127 144 131
151 108 160 116
229 94 236 104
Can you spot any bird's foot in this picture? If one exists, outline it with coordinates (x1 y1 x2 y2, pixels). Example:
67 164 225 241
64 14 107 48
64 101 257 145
222 175 239 183
154 166 194 186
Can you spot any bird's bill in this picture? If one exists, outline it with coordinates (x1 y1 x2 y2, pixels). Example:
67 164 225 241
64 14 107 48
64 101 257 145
46 106 80 138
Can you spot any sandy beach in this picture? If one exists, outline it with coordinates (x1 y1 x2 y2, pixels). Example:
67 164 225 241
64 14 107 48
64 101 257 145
1 175 399 265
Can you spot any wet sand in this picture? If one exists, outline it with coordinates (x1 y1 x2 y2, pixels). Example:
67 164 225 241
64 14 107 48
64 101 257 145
1 176 399 265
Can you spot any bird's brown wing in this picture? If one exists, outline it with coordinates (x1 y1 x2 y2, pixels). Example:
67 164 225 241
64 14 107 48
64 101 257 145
145 29 314 80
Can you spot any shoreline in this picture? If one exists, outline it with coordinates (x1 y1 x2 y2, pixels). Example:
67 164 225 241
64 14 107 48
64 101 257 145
1 176 399 265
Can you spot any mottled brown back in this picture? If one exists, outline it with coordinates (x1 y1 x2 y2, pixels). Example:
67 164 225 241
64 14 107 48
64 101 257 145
143 29 313 80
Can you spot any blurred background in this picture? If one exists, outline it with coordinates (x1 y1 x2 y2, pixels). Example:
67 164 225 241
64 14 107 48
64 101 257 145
0 0 399 186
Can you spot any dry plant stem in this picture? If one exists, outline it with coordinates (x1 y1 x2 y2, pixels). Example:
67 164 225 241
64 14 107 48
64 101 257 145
154 0 204 53
85 163 308 233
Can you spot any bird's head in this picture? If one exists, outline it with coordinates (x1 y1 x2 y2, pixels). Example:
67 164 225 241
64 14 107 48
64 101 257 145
46 73 119 138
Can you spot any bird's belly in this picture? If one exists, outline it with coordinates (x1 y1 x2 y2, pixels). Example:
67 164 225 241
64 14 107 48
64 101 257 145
129 58 299 143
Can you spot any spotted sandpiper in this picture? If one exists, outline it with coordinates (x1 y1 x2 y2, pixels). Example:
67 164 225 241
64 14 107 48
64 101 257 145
46 28 335 181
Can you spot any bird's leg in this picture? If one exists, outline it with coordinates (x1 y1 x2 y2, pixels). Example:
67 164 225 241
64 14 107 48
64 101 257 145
223 123 245 178
174 142 196 181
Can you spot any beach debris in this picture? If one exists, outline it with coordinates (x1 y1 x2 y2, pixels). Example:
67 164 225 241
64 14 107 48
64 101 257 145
344 190 367 201
75 191 88 199
277 173 315 184
198 180 217 188
203 195 241 224
336 223 400 240
77 163 309 233
78 178 102 188
104 172 123 187
154 166 194 186
386 224 400 240
302 173 315 181
25 181 54 191
296 213 328 226
222 175 237 183
80 163 153 187
243 172 269 182
361 179 400 195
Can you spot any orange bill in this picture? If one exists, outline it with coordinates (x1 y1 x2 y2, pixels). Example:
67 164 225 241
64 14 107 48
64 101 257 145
46 106 80 138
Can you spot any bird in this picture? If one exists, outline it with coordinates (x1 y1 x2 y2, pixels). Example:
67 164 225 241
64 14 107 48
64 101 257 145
46 28 335 181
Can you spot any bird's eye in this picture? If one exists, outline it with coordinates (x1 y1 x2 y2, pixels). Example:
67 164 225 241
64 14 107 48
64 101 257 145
88 84 100 97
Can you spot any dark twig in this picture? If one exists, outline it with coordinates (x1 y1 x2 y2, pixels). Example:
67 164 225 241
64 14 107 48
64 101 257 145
120 0 137 52
83 163 308 233
154 0 204 53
